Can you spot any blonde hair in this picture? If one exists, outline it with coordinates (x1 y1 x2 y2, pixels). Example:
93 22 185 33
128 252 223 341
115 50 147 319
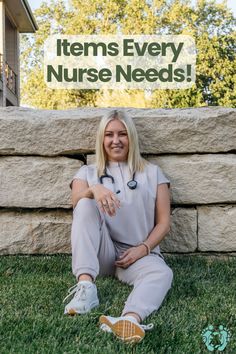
95 110 147 177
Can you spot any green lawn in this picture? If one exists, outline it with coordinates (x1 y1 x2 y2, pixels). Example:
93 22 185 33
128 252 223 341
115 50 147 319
0 255 235 354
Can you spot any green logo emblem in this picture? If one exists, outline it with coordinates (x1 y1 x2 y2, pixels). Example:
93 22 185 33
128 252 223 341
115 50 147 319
201 325 231 352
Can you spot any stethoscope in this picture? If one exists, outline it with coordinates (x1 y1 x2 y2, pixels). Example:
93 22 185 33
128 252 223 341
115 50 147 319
99 167 137 193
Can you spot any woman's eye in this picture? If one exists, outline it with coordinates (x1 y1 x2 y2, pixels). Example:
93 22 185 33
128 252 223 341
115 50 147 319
104 132 127 137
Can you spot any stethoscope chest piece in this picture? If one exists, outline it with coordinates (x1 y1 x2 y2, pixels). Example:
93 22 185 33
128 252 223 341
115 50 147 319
127 179 137 190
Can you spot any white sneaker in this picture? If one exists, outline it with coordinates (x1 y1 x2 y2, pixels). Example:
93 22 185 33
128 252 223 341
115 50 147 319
63 281 99 315
99 315 154 343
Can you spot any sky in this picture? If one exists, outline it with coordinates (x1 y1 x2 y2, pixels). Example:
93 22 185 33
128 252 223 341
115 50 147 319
28 0 236 16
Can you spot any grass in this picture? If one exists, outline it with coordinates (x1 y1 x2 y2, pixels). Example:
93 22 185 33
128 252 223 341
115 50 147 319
0 254 235 354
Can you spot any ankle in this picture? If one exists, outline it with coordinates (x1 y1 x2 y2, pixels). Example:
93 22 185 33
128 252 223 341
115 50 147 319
123 312 141 323
78 274 93 282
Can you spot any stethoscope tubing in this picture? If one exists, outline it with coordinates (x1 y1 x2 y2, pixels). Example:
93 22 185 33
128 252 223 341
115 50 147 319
99 168 137 191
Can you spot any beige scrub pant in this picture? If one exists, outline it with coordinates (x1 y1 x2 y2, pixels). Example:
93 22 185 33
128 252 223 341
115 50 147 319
71 198 173 322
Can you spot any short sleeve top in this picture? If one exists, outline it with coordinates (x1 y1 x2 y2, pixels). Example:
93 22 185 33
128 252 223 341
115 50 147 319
71 161 170 255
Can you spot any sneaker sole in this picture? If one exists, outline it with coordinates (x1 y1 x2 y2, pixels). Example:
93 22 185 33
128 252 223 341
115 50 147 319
99 315 145 343
65 300 99 315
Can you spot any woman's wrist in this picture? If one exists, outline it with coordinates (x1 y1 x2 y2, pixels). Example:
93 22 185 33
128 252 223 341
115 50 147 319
139 241 151 256
89 184 97 198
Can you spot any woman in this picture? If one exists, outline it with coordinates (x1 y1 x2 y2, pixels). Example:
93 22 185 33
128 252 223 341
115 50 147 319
63 110 173 343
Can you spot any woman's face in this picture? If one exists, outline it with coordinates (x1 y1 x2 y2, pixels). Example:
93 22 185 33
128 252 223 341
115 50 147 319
103 119 129 162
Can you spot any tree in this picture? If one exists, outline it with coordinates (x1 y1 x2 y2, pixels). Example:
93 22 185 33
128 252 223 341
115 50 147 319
150 0 236 107
20 0 236 108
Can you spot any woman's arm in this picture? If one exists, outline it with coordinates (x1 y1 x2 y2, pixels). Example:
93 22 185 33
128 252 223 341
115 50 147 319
71 179 93 209
143 183 170 251
71 179 120 215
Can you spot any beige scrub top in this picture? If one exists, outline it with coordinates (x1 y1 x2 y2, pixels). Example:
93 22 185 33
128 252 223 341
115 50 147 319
71 161 170 256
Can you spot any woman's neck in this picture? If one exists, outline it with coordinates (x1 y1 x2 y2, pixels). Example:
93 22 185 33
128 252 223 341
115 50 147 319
107 160 128 167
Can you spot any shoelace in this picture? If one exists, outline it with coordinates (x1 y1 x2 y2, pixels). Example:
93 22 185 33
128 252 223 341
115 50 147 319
63 283 89 303
140 323 154 331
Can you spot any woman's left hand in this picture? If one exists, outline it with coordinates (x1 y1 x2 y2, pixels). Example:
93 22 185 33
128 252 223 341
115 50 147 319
115 245 147 269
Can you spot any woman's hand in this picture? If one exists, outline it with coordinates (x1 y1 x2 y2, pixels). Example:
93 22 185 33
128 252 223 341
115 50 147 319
90 184 120 216
115 245 147 268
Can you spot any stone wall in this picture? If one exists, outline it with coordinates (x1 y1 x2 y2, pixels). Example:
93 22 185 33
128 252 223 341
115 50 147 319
0 106 236 255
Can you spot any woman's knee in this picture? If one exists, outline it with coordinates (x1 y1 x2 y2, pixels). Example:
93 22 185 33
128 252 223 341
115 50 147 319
73 198 98 219
148 263 173 289
74 197 94 209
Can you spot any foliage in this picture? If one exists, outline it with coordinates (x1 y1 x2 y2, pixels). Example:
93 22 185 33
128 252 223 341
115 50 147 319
20 0 236 108
95 89 152 107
